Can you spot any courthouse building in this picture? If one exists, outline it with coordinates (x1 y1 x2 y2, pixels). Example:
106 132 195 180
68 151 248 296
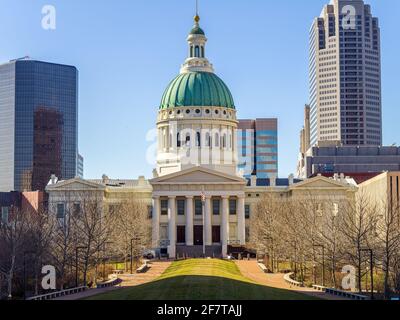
45 14 359 260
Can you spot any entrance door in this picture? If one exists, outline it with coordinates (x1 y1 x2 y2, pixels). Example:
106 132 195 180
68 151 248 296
177 226 186 244
212 226 221 243
193 226 203 245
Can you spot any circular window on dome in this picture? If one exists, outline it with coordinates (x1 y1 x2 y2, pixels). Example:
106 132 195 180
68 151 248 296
223 110 227 115
195 109 201 114
177 110 181 115
215 110 219 115
169 111 173 115
205 109 210 114
186 109 191 114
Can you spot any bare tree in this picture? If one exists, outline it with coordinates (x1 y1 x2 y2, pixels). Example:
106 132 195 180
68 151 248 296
72 198 116 287
375 201 400 299
340 192 378 293
111 199 151 272
0 208 29 299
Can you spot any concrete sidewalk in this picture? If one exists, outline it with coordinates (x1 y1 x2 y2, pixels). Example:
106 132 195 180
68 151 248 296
235 260 348 300
54 261 171 300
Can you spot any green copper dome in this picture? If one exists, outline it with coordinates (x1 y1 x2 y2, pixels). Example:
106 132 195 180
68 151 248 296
160 72 235 109
190 25 205 35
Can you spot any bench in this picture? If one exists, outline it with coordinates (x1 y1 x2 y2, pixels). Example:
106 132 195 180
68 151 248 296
112 270 124 275
96 278 122 289
258 263 269 273
136 263 150 274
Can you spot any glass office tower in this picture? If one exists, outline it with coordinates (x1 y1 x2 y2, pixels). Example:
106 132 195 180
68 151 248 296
237 119 278 179
0 58 78 192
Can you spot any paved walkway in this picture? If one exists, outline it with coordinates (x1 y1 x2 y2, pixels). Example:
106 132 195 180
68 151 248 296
54 261 171 300
235 260 347 300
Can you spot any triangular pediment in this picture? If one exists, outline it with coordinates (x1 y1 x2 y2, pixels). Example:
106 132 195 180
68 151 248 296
291 176 355 190
150 167 246 185
46 178 105 191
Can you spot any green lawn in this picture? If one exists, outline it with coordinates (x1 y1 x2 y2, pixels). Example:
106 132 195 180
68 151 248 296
87 259 318 300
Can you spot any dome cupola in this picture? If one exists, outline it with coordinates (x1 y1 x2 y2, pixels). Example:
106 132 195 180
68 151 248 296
160 15 235 109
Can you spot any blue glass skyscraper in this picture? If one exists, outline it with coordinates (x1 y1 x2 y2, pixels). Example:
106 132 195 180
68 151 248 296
0 58 78 192
237 119 278 179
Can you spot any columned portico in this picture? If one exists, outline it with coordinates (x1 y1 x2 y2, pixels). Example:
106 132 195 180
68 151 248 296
221 196 229 258
150 167 247 259
237 195 246 245
204 196 212 246
168 196 176 258
152 196 160 248
186 196 194 246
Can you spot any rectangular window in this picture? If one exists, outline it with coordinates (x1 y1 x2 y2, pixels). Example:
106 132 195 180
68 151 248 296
195 199 203 215
56 203 65 219
73 203 81 215
245 205 251 219
1 207 10 223
177 200 185 216
161 200 168 216
213 199 220 215
229 199 237 215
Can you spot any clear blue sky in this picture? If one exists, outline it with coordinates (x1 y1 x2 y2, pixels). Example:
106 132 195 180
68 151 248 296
1 0 399 179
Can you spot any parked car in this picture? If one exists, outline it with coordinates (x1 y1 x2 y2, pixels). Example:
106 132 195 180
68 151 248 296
142 250 155 260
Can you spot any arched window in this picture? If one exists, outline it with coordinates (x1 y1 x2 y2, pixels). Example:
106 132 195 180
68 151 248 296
205 132 211 147
195 46 200 58
190 46 194 58
215 133 220 147
185 133 191 147
196 132 201 147
223 134 227 148
177 132 181 148
201 46 205 58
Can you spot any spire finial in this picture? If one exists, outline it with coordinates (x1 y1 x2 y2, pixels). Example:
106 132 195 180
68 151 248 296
194 0 200 24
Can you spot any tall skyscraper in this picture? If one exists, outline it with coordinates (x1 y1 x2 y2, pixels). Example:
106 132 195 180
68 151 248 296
0 58 78 192
309 0 381 147
238 119 278 179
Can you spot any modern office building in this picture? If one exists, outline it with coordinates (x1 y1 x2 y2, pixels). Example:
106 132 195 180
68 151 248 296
298 145 400 179
309 0 381 147
0 58 78 192
238 119 278 179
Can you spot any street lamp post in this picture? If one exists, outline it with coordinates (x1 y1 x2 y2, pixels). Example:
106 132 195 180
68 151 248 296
360 248 374 300
313 244 325 287
75 246 87 288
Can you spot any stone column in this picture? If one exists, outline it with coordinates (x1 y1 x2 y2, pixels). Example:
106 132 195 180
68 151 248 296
221 196 230 258
237 195 246 245
204 196 212 246
168 196 176 258
186 196 194 246
152 196 160 248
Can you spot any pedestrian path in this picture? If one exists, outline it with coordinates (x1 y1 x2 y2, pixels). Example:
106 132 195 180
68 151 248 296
235 260 347 300
54 261 171 300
